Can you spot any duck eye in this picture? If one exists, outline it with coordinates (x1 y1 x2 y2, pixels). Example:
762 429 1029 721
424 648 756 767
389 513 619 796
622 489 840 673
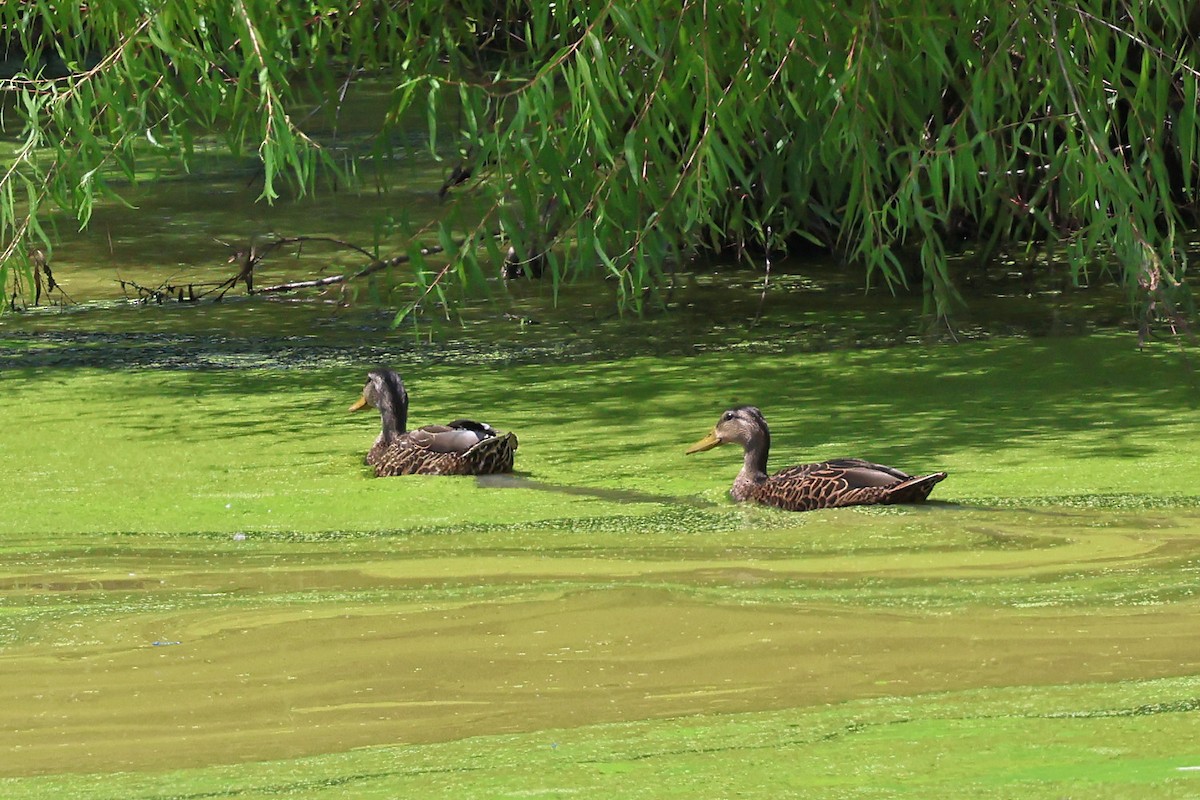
722 412 734 421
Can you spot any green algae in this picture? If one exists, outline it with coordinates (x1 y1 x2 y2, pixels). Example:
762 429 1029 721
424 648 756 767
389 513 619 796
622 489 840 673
2 677 1198 798
1 331 1199 797
2 334 1198 539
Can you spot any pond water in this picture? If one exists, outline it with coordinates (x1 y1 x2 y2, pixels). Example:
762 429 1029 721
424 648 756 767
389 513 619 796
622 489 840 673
2 503 1199 777
1 110 1199 796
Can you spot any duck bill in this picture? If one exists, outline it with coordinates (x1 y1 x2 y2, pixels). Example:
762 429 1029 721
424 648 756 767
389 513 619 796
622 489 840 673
348 396 369 412
685 431 723 454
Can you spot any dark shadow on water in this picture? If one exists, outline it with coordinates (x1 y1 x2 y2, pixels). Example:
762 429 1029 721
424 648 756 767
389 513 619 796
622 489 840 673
475 477 976 514
476 472 718 508
4 262 1198 483
6 334 1196 490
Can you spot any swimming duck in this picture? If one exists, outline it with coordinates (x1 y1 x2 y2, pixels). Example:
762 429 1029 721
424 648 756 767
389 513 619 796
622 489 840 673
349 367 517 476
686 406 945 511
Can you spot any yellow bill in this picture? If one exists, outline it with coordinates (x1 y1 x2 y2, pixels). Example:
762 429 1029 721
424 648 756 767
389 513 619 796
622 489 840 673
685 430 723 454
348 396 369 412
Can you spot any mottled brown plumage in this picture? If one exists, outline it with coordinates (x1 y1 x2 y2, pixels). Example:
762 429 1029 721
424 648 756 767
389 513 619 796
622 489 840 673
350 368 517 477
686 406 945 511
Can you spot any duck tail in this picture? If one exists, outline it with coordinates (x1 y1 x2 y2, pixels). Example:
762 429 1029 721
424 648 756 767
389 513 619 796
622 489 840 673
468 431 518 473
883 472 947 504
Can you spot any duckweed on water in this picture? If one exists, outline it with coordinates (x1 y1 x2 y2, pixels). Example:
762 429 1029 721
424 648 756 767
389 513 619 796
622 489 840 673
1 331 1199 796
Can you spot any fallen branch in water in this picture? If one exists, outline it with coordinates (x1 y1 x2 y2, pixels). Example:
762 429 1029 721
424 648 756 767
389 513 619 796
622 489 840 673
31 249 76 306
111 235 462 304
118 278 218 304
250 237 449 295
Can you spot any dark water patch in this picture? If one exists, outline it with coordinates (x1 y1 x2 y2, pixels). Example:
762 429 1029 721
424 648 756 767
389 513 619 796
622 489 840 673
0 329 396 371
0 318 1137 371
0 258 1162 372
0 324 969 371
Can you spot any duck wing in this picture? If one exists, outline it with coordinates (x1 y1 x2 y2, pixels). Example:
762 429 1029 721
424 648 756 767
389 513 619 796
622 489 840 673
408 424 490 454
756 459 943 511
373 425 518 476
815 459 946 503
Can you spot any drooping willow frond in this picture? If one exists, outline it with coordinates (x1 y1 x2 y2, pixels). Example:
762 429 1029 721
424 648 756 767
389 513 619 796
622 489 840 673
1 1 1196 317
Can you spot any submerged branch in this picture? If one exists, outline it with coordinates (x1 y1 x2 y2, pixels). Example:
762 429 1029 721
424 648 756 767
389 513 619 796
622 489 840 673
112 235 477 305
250 237 450 295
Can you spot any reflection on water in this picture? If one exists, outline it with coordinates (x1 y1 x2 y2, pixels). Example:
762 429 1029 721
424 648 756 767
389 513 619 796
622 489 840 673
2 505 1198 776
0 258 1142 374
0 130 1148 371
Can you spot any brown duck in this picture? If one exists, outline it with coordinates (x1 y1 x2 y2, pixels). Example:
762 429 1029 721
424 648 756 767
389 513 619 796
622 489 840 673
349 367 517 476
686 406 945 511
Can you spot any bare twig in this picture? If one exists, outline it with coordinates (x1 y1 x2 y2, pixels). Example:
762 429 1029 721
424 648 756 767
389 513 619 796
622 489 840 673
107 231 490 307
252 241 449 295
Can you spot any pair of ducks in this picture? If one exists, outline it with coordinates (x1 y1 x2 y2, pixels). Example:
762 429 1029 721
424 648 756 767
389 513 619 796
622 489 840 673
350 368 946 512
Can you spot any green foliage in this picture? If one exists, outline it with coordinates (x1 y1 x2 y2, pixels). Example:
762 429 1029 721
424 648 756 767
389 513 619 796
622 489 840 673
1 1 1198 315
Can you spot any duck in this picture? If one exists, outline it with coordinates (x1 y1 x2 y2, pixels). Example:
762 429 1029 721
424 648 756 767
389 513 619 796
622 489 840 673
686 406 945 511
349 367 517 476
